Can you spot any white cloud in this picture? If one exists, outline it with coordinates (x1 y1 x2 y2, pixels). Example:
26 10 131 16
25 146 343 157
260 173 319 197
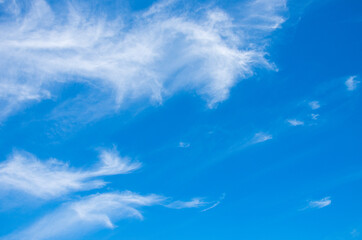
0 82 51 121
345 75 360 91
165 198 207 209
0 0 286 121
287 119 304 126
251 132 272 144
309 101 320 110
4 192 165 240
308 197 331 209
0 149 140 199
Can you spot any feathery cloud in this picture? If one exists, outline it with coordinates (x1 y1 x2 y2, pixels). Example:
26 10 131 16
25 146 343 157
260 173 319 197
165 198 207 209
308 197 331 209
4 191 213 240
0 0 286 121
0 149 140 199
251 132 272 144
4 192 164 240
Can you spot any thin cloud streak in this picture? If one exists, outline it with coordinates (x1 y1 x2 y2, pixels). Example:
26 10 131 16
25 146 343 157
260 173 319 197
287 119 304 126
251 132 272 144
201 193 225 212
165 198 207 209
308 197 331 209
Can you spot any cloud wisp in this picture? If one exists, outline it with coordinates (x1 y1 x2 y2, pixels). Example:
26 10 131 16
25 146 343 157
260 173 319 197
201 193 225 212
345 75 360 91
0 149 141 200
307 197 331 209
287 119 304 126
309 101 320 110
311 113 319 120
251 132 273 144
178 142 191 148
0 0 287 121
165 198 207 209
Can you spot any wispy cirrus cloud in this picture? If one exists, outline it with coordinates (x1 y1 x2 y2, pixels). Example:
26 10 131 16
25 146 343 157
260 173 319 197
201 193 225 212
287 119 304 126
4 191 164 240
0 149 140 199
251 132 273 144
307 197 331 209
4 191 212 240
0 0 286 121
178 142 191 148
309 101 320 110
165 198 207 209
345 75 360 91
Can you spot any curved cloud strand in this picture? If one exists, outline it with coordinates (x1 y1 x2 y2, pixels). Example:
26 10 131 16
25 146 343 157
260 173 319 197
0 149 141 199
0 0 286 121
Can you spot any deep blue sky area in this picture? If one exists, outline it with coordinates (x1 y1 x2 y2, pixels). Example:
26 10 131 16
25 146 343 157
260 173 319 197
0 0 361 239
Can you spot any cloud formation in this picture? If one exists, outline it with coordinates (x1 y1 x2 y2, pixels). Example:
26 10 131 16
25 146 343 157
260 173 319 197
178 142 191 148
165 198 207 209
0 0 286 121
308 197 331 209
201 193 225 212
4 191 212 240
4 191 164 240
287 119 304 126
345 75 359 91
311 113 319 120
251 132 272 144
309 101 320 110
0 149 140 199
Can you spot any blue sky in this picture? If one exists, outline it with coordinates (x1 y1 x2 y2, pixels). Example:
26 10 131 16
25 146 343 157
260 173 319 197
0 0 361 239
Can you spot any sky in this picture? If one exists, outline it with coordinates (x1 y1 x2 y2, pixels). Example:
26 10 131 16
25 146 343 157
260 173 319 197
0 0 361 239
